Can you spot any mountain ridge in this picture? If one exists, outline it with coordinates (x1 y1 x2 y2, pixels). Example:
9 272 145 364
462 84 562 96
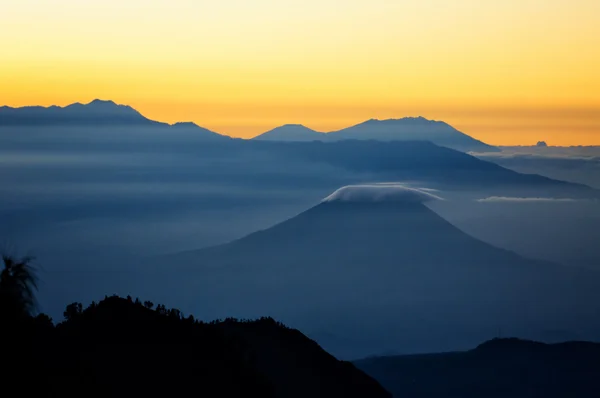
0 99 230 140
325 117 498 152
252 116 498 152
1 101 495 151
0 99 155 126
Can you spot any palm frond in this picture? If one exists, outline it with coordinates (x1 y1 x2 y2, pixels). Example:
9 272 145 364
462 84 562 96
0 254 39 316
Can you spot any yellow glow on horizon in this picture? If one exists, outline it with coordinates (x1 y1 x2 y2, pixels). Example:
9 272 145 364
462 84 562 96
2 0 600 145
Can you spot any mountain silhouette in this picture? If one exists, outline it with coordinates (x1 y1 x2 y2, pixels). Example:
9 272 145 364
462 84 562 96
0 99 154 126
8 296 390 398
162 186 600 358
326 117 498 152
0 100 229 140
1 100 593 196
355 338 600 397
248 139 590 195
169 121 230 140
251 117 498 152
254 124 325 141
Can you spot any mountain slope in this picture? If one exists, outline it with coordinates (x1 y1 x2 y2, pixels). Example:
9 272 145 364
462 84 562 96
253 124 325 141
170 121 231 140
9 296 390 398
160 189 600 358
247 140 594 197
326 117 498 152
219 317 391 398
354 338 600 398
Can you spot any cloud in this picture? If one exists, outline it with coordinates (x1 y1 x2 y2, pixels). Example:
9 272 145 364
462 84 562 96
477 196 581 203
322 183 443 204
472 147 600 189
474 146 600 161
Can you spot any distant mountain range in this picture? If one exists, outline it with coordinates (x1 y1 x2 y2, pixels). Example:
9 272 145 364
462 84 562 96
253 117 498 152
1 100 495 151
0 99 229 141
355 338 600 398
159 185 600 358
0 100 592 199
250 140 587 195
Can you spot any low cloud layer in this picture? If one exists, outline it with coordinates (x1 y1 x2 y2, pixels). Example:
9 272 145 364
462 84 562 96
474 146 600 160
323 184 443 204
472 146 600 189
477 196 581 203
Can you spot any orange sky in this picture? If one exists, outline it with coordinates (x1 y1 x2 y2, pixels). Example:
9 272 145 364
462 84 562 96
2 0 600 145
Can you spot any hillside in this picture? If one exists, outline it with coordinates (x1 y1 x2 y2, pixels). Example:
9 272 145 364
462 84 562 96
355 338 600 397
6 296 389 398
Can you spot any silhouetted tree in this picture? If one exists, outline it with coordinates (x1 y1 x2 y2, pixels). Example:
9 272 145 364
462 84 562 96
144 300 154 309
63 302 83 321
0 254 38 319
168 308 182 320
32 313 54 332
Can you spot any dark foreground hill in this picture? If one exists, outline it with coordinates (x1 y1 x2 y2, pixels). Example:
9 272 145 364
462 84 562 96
6 296 389 398
355 338 600 398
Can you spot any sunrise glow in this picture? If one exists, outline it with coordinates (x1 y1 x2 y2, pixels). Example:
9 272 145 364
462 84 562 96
2 0 599 145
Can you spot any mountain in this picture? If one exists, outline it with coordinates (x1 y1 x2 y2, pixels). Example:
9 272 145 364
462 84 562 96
249 139 591 196
253 124 325 141
0 99 230 140
354 338 600 397
326 117 498 152
169 121 231 140
250 117 498 152
0 99 156 126
219 315 391 398
0 101 499 150
158 185 600 359
8 296 390 398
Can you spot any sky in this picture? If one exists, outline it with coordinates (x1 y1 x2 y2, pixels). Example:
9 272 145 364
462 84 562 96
2 0 599 145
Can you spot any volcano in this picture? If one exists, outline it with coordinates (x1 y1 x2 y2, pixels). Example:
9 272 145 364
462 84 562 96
156 185 600 359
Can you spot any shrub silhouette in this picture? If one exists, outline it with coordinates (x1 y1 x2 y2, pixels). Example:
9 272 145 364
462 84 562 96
63 302 83 321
